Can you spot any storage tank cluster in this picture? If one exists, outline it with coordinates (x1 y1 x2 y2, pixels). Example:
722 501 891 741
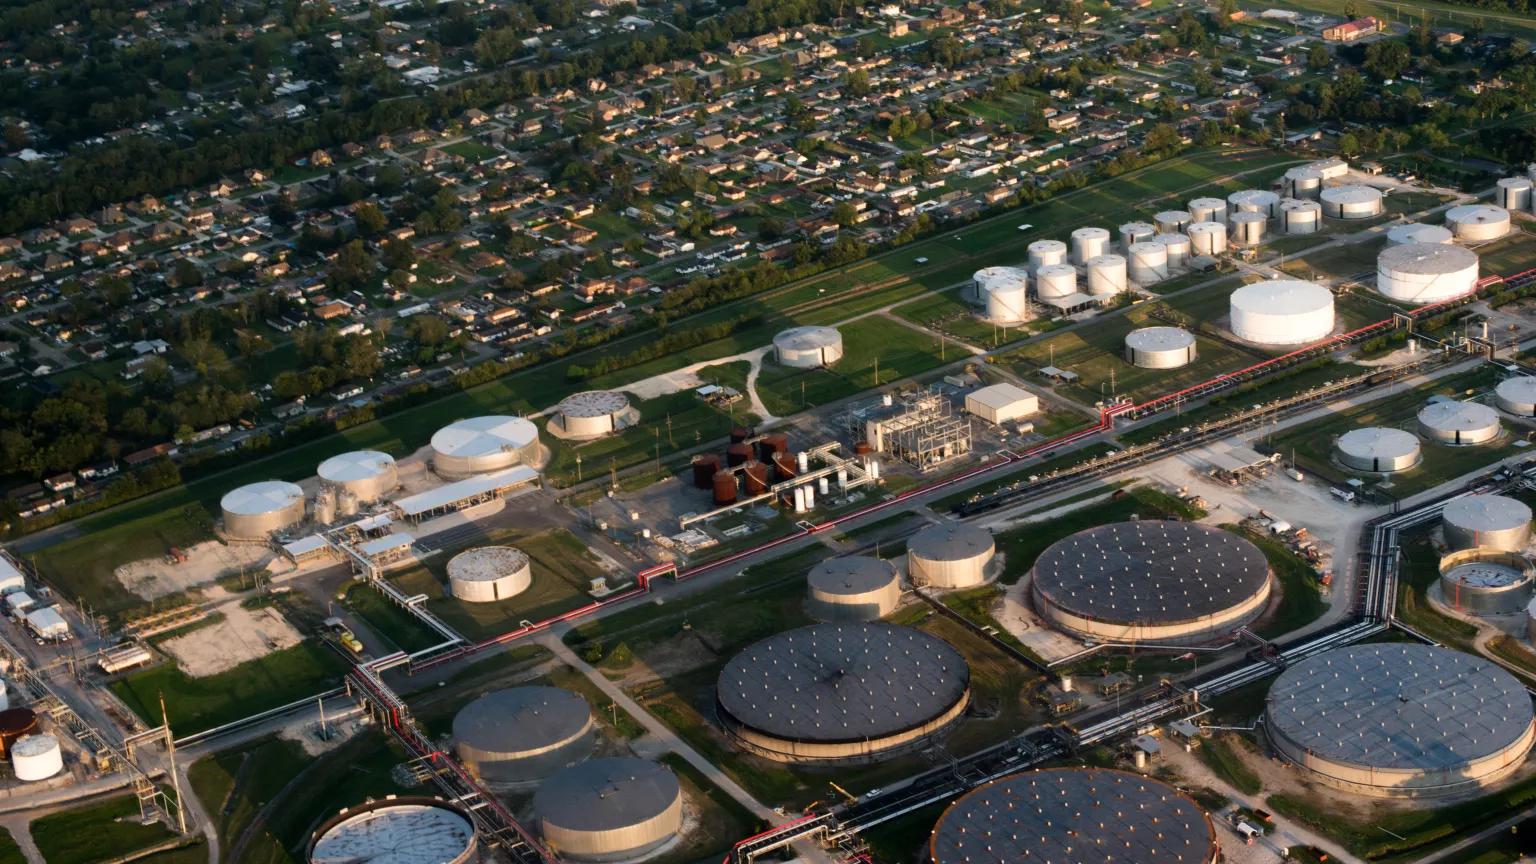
1496 176 1534 212
446 546 532 603
534 757 682 862
1446 204 1512 242
1030 521 1272 644
907 523 995 589
317 450 397 503
1388 223 1455 246
1335 427 1421 473
550 391 639 441
1438 548 1534 616
1442 495 1532 553
1264 644 1536 798
1319 185 1384 219
971 266 1031 325
431 416 541 477
1496 377 1536 417
1187 220 1228 256
806 556 901 622
715 622 970 763
1070 227 1110 264
772 325 844 369
1229 279 1335 346
308 798 479 864
1418 400 1502 445
927 768 1219 864
221 480 306 539
1279 198 1322 234
1124 326 1197 369
453 687 594 783
1376 243 1480 305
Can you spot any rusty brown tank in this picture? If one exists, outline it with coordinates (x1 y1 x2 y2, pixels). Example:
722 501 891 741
756 433 790 463
742 460 770 495
691 454 721 489
712 470 738 505
729 426 752 444
0 709 37 758
773 452 798 482
854 441 873 456
726 442 752 467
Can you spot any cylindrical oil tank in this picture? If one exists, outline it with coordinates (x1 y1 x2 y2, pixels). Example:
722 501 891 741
1284 166 1325 199
1034 264 1077 299
742 460 769 495
1335 427 1421 473
1027 239 1067 274
1070 227 1110 265
854 441 873 456
309 798 479 864
1125 326 1197 369
11 734 62 782
756 433 788 462
1188 197 1228 224
1229 279 1335 346
221 480 306 540
908 524 995 589
1119 221 1155 250
773 326 844 368
1497 377 1536 417
1439 548 1535 616
1497 177 1533 213
554 391 637 440
1085 254 1127 296
1154 210 1192 234
1229 189 1280 218
806 556 901 622
454 687 594 783
1446 204 1512 241
1229 211 1267 246
1443 495 1532 552
317 450 398 503
729 426 750 443
1376 243 1480 305
1188 220 1228 256
1419 400 1502 445
432 416 540 477
1280 198 1322 234
1389 223 1455 246
691 454 721 489
975 266 1030 325
712 471 738 505
1320 184 1384 219
772 452 797 482
725 442 752 467
447 547 532 603
1127 242 1168 284
0 709 38 758
534 758 682 862
1153 232 1191 269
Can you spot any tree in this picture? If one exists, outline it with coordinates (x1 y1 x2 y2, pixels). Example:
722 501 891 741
407 315 452 346
845 69 871 98
830 202 858 228
327 240 377 292
1307 44 1329 72
382 237 416 271
353 202 388 236
1363 40 1411 81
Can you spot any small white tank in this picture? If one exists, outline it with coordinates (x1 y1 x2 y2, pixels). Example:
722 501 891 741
11 734 62 781
1153 232 1191 269
1154 210 1193 234
1497 177 1533 212
1188 221 1228 256
1284 166 1325 200
1229 189 1280 218
1127 242 1169 284
1035 264 1077 299
1028 239 1067 275
1230 211 1267 246
1070 227 1111 265
1446 204 1512 242
1188 197 1228 224
1085 254 1127 296
1280 198 1322 235
1119 221 1155 250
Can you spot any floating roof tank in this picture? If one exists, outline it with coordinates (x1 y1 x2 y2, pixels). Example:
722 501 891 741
1442 494 1532 552
551 391 639 440
1418 400 1501 446
773 326 844 369
431 416 540 477
534 758 682 862
221 480 306 540
453 687 594 783
447 546 532 603
1229 279 1334 346
308 797 478 864
1336 427 1421 473
1125 326 1197 369
1376 243 1479 305
907 523 995 589
1438 549 1534 616
806 556 901 622
317 450 398 503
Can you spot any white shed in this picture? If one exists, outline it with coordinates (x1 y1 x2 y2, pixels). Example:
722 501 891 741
964 383 1040 425
24 607 68 641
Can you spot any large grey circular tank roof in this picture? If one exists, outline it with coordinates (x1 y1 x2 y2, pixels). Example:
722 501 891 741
453 687 590 756
1443 495 1532 536
556 390 630 418
1031 521 1270 626
1419 400 1500 433
808 557 898 596
908 524 994 562
533 757 679 833
1266 644 1534 774
928 768 1217 864
717 623 969 744
1125 326 1195 352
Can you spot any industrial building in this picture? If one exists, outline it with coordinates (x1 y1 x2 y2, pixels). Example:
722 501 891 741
1228 188 1280 217
1187 220 1228 256
1070 226 1110 264
1335 427 1422 473
1438 548 1534 615
1125 327 1197 369
453 687 594 783
1497 176 1533 212
1496 377 1536 416
716 623 970 763
855 390 972 471
1084 254 1127 296
1265 644 1536 797
1418 400 1502 445
1388 222 1454 246
431 416 541 477
963 382 1038 425
308 798 479 864
1031 521 1272 644
1229 279 1335 346
391 465 540 523
1319 184 1384 219
772 325 845 368
806 556 901 621
446 546 533 603
1229 211 1267 246
534 758 682 862
221 480 306 539
1442 494 1532 552
927 768 1219 864
907 523 995 589
1188 197 1228 224
1375 243 1480 305
1446 204 1512 241
971 266 1031 325
549 391 640 440
317 450 398 503
1279 198 1322 234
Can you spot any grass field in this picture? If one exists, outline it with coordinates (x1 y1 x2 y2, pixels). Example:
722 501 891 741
1197 734 1262 796
891 287 1015 348
188 736 310 864
0 829 22 864
30 796 187 864
1232 526 1328 639
341 583 443 653
751 315 955 416
1479 230 1536 277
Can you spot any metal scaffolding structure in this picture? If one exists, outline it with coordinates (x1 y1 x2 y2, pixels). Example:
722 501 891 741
849 389 972 472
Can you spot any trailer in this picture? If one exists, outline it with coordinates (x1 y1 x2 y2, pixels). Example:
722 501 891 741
24 607 68 643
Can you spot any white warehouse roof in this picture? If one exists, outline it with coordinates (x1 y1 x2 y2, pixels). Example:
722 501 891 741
965 383 1039 424
393 466 540 518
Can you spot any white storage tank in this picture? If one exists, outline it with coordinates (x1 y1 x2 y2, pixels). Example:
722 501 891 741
1027 239 1067 275
1154 210 1192 234
1419 400 1502 445
432 416 541 477
11 734 61 781
534 758 682 862
1153 232 1191 269
1283 166 1325 199
1376 243 1480 305
1124 327 1197 369
1034 264 1077 299
221 480 306 540
446 546 532 603
1388 223 1455 246
454 687 594 783
772 326 844 369
908 524 994 589
806 556 901 621
1187 197 1228 224
1085 254 1127 296
1439 549 1534 616
317 450 398 503
1070 227 1111 265
1446 204 1512 242
1229 211 1267 246
1496 377 1536 417
1228 189 1280 218
1335 427 1421 473
1320 185 1384 219
1497 177 1533 212
309 798 479 864
972 266 1031 325
1229 279 1335 346
1187 220 1228 256
1119 221 1155 250
1442 495 1533 553
1279 198 1322 234
1127 242 1169 284
552 391 640 440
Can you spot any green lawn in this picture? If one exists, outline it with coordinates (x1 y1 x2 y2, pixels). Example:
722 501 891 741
1197 734 1262 796
31 796 183 864
752 316 955 416
341 584 444 653
1231 526 1328 639
0 829 23 864
188 736 309 864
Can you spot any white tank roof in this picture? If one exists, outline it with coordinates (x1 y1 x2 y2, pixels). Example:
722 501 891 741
1319 184 1382 205
432 416 538 458
311 802 475 864
318 450 396 484
1420 400 1500 433
1388 223 1454 245
1443 495 1532 535
1337 427 1420 462
1378 242 1479 276
1230 279 1332 315
1125 326 1195 353
221 480 304 516
1447 204 1510 226
773 325 841 352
